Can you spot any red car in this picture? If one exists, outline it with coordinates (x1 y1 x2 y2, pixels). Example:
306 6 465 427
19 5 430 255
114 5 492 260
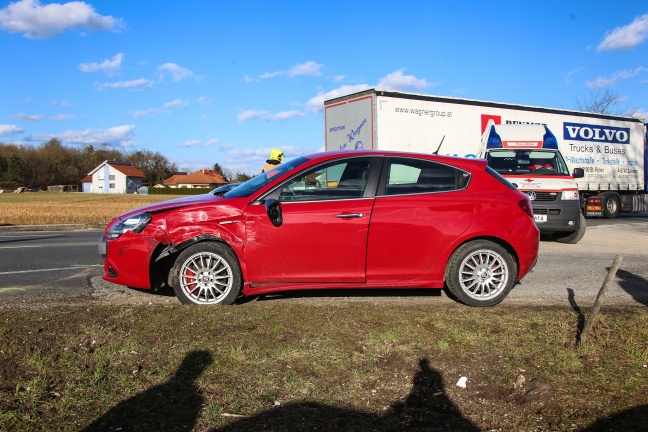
100 151 539 307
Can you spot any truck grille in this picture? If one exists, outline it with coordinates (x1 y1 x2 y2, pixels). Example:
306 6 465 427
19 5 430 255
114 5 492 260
527 191 558 202
533 208 561 216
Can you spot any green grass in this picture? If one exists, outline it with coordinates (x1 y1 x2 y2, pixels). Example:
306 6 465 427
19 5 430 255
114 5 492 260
0 304 646 431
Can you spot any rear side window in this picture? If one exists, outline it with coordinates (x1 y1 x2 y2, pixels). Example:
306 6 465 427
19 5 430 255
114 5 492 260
383 158 469 196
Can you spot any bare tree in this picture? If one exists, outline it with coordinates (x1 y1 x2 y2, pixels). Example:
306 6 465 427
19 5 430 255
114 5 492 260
576 89 627 115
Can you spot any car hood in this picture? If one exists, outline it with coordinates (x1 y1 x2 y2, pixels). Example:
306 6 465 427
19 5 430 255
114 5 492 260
117 193 224 220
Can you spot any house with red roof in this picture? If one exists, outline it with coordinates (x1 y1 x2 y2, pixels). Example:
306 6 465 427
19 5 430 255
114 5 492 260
87 160 145 194
162 168 227 189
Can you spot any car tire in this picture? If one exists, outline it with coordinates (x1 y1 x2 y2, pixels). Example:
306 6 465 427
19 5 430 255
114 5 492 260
445 240 516 307
601 193 620 219
553 213 586 244
170 242 242 305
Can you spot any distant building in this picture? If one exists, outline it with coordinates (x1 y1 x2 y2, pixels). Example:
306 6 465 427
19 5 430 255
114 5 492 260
47 185 79 193
162 168 227 189
86 160 145 194
81 175 92 192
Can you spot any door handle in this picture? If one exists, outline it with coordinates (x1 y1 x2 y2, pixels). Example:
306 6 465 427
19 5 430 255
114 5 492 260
335 213 364 218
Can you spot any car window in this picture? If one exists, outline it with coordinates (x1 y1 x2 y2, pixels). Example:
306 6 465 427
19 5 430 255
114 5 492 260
384 158 468 195
279 158 372 202
225 157 309 198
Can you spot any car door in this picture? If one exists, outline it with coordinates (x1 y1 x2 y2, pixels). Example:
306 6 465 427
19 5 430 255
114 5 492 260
244 157 378 283
366 157 474 282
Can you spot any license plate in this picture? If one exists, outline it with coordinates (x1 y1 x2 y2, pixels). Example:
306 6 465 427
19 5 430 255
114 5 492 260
534 215 547 223
98 236 108 257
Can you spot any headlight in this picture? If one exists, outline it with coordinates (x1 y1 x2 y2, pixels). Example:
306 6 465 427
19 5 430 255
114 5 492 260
107 213 151 240
562 190 579 200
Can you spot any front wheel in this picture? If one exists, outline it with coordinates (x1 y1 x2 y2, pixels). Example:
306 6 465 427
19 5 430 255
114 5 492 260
445 240 516 307
170 242 242 305
553 213 586 244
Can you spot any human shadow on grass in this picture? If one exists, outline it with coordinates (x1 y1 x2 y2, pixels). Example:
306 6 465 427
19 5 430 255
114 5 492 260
81 350 212 432
578 404 648 431
615 268 648 307
216 358 478 432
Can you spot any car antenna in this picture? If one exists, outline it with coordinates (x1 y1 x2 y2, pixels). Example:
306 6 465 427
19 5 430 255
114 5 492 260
432 135 445 155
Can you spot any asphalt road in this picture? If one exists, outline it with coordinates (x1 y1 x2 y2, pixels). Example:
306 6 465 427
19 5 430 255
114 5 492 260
0 215 646 308
0 230 105 307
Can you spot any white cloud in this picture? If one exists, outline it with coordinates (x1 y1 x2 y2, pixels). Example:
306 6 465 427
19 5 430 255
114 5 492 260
25 125 136 146
96 78 153 91
198 114 208 120
0 0 124 39
237 109 305 122
132 99 186 119
586 67 647 89
158 63 197 82
377 69 432 91
598 13 648 51
253 61 323 81
204 138 220 147
132 108 169 119
237 109 269 121
181 139 201 148
259 71 283 79
196 96 213 105
288 61 322 77
0 124 24 136
264 110 305 121
305 84 371 113
51 99 70 107
80 53 124 75
49 114 74 120
163 99 187 108
10 112 44 121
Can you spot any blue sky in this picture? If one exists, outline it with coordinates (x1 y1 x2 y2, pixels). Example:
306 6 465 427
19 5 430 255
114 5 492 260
1 0 647 176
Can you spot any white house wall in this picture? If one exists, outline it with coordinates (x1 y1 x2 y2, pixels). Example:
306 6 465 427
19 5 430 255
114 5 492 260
88 164 141 194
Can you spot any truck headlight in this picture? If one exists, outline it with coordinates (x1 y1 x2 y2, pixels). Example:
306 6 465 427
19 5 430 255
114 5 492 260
562 190 579 200
107 213 151 240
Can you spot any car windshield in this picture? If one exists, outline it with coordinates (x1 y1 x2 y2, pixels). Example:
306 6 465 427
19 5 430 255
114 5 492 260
224 157 310 198
486 150 570 176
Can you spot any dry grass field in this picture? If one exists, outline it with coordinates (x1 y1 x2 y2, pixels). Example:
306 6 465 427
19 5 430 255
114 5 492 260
1 305 646 431
0 192 183 226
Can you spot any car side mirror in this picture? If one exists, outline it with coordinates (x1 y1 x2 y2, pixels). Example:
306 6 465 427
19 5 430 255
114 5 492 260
572 168 584 179
265 198 283 227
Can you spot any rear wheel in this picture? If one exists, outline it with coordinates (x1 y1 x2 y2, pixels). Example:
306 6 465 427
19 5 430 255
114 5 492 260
601 193 620 219
445 240 516 307
170 242 242 305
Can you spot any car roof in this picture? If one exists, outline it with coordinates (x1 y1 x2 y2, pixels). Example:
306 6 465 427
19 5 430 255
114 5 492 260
304 150 487 171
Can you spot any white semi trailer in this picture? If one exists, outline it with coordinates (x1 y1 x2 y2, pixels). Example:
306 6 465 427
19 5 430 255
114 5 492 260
325 89 647 230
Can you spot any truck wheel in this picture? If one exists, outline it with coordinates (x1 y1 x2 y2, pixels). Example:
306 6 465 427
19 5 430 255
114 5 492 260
601 194 620 219
554 213 586 244
444 240 516 307
170 242 242 305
